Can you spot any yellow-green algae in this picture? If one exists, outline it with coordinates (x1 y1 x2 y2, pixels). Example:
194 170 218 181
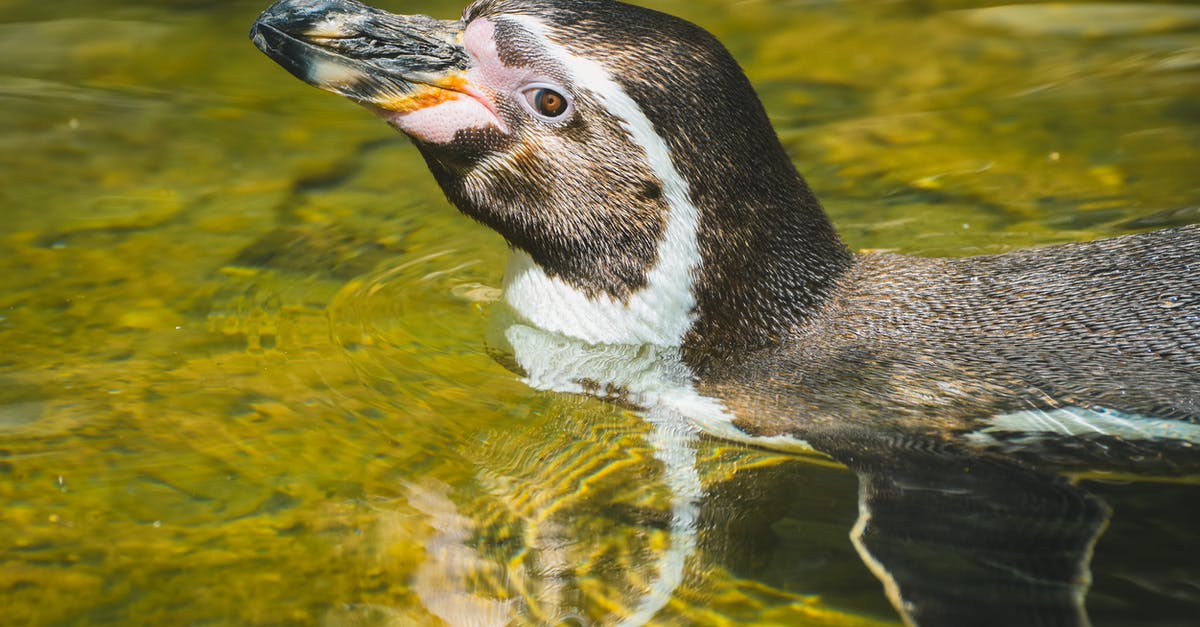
1 0 1198 624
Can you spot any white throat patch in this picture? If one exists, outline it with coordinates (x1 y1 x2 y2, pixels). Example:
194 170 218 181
499 15 703 348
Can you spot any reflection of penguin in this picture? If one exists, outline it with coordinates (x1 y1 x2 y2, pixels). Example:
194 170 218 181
847 439 1109 627
701 447 1113 627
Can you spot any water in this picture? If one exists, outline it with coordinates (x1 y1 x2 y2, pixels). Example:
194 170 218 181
2 0 1198 624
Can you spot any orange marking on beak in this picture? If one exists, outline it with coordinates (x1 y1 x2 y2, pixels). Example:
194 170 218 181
374 75 473 113
375 85 458 113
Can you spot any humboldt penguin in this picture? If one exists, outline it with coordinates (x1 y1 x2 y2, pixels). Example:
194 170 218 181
250 1 1200 624
250 0 1198 445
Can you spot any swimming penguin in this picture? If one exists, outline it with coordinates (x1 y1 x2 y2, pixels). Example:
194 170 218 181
251 1 1200 624
250 0 1199 443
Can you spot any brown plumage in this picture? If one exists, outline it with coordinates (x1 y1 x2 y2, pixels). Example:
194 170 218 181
706 226 1200 438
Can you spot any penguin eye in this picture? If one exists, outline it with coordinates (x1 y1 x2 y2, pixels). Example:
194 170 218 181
519 85 572 120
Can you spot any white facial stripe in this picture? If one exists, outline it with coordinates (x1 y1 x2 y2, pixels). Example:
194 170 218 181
500 15 703 348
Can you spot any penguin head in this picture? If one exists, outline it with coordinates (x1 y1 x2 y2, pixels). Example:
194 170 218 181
253 0 847 349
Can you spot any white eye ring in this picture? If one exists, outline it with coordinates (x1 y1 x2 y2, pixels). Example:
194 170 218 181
517 82 574 122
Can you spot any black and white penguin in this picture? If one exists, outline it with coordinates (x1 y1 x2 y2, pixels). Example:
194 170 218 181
251 1 1200 623
251 0 1199 446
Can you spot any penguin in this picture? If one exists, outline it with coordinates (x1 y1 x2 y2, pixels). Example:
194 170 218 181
250 0 1199 445
250 1 1200 624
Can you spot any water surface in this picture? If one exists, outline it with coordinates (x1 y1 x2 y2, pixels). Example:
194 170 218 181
2 0 1198 624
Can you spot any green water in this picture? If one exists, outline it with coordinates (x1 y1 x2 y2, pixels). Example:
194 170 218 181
2 0 1198 624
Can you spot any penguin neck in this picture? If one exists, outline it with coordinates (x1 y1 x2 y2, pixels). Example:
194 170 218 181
619 56 856 362
499 171 853 357
499 150 706 348
686 172 854 363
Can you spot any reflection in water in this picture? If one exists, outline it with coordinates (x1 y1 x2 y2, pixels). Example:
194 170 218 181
847 439 1108 627
330 303 1196 626
316 265 893 625
407 479 514 626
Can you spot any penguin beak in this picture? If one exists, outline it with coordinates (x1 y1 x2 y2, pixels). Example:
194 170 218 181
250 0 473 115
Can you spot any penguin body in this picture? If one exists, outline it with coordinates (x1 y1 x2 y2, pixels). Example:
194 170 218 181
251 0 1200 438
710 227 1200 443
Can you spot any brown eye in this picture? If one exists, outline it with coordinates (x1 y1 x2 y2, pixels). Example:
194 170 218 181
535 89 566 116
522 86 570 119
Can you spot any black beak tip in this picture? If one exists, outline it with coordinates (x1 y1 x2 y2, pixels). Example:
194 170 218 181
248 19 281 58
249 0 300 42
249 0 356 52
249 1 287 51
